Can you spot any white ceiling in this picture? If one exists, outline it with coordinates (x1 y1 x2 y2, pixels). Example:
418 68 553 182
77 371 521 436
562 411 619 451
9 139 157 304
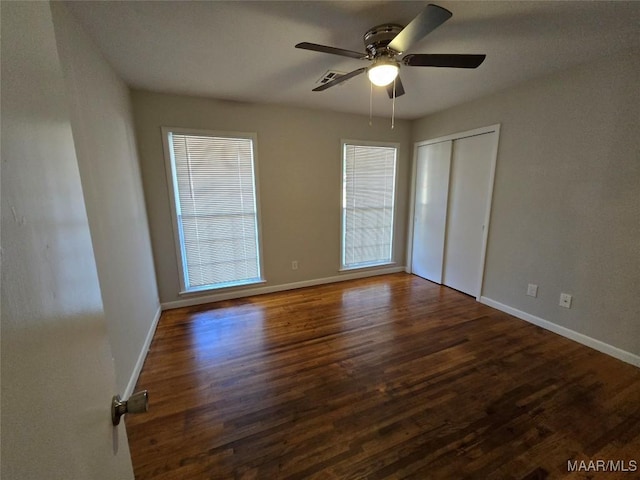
66 1 639 120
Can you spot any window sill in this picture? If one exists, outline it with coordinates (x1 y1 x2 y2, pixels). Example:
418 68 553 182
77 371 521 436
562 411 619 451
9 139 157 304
179 278 266 296
339 262 396 272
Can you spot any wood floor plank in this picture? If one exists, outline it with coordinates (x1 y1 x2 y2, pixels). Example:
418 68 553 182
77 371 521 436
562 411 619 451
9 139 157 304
126 273 640 479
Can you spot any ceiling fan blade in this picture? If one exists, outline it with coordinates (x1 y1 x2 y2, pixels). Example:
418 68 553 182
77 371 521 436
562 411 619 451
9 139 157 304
386 76 406 98
312 67 367 91
403 54 486 68
388 4 452 54
295 42 367 60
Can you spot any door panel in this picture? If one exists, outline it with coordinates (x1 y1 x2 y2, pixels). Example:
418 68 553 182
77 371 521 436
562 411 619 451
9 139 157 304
1 3 134 478
442 133 495 296
411 141 452 283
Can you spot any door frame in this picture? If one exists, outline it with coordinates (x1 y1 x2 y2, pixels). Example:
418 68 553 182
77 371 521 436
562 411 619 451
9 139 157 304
406 124 501 301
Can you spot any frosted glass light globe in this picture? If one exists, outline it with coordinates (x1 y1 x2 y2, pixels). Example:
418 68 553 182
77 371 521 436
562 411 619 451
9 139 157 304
367 62 399 87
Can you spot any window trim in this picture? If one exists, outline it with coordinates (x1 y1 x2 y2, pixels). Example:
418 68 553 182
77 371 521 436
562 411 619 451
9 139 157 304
161 126 265 294
340 139 399 271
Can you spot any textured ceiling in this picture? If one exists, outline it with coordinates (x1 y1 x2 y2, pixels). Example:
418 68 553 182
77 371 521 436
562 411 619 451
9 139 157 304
66 1 639 119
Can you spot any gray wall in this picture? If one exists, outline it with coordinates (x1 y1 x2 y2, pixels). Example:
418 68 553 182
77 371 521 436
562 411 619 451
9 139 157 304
131 91 412 305
51 3 160 394
413 49 640 356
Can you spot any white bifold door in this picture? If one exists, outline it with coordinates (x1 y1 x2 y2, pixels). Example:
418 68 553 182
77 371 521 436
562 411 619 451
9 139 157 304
411 128 498 298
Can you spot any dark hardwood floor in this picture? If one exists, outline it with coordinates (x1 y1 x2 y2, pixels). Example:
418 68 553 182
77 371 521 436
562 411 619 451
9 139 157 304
126 273 640 479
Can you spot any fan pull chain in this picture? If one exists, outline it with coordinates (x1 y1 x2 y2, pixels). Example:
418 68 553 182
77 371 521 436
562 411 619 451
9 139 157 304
369 81 373 126
391 79 396 129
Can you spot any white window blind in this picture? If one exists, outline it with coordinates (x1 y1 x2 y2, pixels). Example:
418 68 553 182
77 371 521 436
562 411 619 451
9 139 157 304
166 131 262 292
342 143 397 269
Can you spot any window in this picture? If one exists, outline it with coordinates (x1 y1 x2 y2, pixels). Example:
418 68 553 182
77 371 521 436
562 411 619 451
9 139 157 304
163 128 263 293
341 141 398 270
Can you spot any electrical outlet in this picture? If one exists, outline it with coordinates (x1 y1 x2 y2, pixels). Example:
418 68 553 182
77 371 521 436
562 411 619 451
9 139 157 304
559 293 572 308
527 284 538 297
291 260 298 270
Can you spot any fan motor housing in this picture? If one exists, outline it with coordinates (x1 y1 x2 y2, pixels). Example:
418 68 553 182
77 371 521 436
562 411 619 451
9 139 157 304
364 24 403 57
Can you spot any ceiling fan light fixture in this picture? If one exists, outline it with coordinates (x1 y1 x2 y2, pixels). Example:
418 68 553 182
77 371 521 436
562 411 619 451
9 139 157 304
297 4 484 100
367 58 399 87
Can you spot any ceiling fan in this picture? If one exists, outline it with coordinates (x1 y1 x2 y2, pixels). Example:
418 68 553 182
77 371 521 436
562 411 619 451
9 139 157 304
295 3 485 98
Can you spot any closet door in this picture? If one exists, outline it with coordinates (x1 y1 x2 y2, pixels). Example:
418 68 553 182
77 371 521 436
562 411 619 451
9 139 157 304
442 133 495 296
411 140 452 283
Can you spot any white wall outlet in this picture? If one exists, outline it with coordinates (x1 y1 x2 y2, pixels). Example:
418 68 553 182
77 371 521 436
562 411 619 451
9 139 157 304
559 293 572 308
291 260 298 270
527 284 538 297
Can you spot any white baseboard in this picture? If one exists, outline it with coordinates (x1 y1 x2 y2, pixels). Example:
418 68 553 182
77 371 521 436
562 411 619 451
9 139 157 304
161 266 406 310
480 296 640 368
124 304 162 398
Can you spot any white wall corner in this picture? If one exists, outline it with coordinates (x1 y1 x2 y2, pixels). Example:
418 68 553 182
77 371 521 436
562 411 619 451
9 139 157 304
480 297 640 368
124 305 162 398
